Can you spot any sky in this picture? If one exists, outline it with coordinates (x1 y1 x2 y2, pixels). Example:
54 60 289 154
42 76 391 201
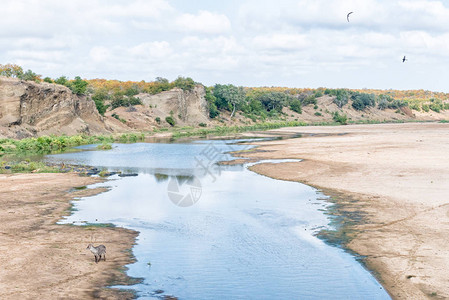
1 0 449 91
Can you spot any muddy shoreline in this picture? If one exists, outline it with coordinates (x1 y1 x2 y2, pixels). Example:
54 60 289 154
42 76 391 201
0 173 139 299
240 122 449 300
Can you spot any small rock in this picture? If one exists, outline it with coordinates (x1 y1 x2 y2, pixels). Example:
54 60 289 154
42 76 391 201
4 166 11 169
118 173 138 177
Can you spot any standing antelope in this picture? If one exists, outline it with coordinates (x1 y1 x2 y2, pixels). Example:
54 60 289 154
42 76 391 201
86 244 106 263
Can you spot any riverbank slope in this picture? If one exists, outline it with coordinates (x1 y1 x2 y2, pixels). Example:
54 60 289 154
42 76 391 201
0 173 138 299
244 122 449 299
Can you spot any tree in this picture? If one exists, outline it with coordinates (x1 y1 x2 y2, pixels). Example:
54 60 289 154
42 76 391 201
92 90 109 116
257 92 291 112
290 99 302 114
213 84 245 118
125 84 141 96
43 77 53 83
205 87 219 118
333 89 349 108
54 76 69 86
351 93 376 110
70 76 88 95
173 76 195 91
0 63 23 78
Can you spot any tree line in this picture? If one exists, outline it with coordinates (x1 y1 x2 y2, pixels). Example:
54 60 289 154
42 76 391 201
2 63 447 119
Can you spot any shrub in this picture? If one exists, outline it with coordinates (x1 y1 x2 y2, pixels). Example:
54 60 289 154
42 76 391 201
110 94 142 109
351 93 376 110
332 111 347 125
314 112 322 116
333 90 349 108
165 116 176 126
422 104 430 112
173 76 195 91
19 69 41 82
70 76 88 95
302 94 317 106
92 90 108 116
97 143 112 150
290 99 302 114
54 76 70 86
429 99 443 113
155 117 161 124
199 123 207 127
408 102 421 111
387 99 407 109
209 103 220 118
43 77 53 83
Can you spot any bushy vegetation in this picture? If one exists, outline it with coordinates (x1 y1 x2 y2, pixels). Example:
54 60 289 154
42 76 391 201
4 63 446 125
172 121 307 138
0 161 59 174
429 99 444 113
110 94 142 109
332 111 348 125
325 89 350 108
165 116 176 126
0 134 144 155
351 92 376 110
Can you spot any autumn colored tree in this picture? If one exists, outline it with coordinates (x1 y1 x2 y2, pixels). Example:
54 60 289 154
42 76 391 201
0 63 23 78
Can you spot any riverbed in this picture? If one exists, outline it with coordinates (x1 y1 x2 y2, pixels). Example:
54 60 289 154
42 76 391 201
46 139 390 299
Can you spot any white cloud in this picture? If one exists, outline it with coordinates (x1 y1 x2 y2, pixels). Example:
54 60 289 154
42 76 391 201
1 0 449 90
128 41 173 59
175 11 231 34
252 33 309 51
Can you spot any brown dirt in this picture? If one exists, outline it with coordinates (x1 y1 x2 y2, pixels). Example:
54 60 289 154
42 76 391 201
0 173 138 299
243 122 449 300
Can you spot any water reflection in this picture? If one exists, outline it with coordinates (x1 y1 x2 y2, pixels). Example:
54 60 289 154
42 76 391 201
49 140 390 299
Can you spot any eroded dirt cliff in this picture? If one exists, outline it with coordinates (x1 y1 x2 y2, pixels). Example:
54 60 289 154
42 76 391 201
0 77 109 138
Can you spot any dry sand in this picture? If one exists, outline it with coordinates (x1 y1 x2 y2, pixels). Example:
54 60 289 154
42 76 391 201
244 122 449 300
0 173 138 299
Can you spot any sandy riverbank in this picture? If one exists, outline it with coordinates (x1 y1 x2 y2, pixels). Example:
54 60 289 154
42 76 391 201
0 173 138 299
242 122 449 300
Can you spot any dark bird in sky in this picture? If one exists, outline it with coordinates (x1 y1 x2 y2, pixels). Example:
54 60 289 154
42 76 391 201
347 12 353 22
402 56 407 62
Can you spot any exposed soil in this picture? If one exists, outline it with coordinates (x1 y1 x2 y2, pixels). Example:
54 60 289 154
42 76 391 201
0 173 139 299
242 122 449 300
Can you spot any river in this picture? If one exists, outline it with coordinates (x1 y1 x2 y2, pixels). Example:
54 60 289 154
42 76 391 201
46 139 390 299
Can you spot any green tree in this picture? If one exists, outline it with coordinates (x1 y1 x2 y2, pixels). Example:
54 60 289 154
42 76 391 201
213 84 245 118
43 77 53 83
70 76 88 95
333 89 349 108
205 87 220 118
54 76 69 86
257 92 291 112
173 76 195 91
351 93 376 110
19 69 40 82
290 99 302 114
92 90 109 116
125 84 141 96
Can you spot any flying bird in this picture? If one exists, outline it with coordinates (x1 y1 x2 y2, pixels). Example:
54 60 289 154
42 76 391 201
347 12 353 22
402 56 407 63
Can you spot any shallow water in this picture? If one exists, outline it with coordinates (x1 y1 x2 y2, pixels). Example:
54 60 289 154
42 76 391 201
47 140 390 299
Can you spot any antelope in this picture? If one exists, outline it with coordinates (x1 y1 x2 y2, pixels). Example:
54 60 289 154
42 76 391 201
86 243 106 263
